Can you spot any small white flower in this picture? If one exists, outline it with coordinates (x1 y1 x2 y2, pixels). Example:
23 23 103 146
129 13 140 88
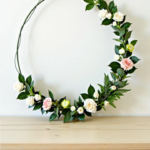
70 106 76 111
60 110 62 114
106 13 112 19
114 54 120 61
94 0 98 4
14 82 24 92
113 12 124 22
35 94 42 101
113 21 117 26
77 107 84 114
104 101 109 106
99 9 108 19
119 48 125 55
26 96 35 106
111 86 117 91
84 99 97 113
94 92 99 99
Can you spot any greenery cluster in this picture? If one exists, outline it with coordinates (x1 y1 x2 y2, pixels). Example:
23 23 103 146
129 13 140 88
15 0 140 123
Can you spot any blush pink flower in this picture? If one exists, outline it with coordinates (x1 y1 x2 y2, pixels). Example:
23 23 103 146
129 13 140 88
43 98 52 111
121 58 134 70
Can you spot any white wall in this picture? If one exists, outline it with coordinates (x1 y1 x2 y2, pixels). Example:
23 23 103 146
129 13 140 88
0 0 150 116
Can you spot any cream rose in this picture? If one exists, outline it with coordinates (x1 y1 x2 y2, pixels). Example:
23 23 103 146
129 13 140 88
113 12 124 22
35 94 42 101
114 54 120 61
119 48 125 55
84 99 97 113
77 107 84 114
113 21 117 26
104 101 109 106
70 106 76 111
121 58 134 70
26 96 35 106
106 13 112 19
94 92 99 99
14 82 24 92
99 9 108 19
111 86 117 91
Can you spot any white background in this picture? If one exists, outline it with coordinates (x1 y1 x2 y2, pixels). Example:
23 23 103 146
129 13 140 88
0 0 150 116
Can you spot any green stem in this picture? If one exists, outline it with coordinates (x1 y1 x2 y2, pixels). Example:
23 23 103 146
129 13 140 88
15 0 45 74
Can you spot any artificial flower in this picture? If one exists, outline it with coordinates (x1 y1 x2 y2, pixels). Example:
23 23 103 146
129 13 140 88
35 94 41 101
43 97 52 110
99 9 108 19
61 99 70 109
113 12 124 22
104 101 109 106
77 107 84 114
121 58 134 70
127 44 134 52
119 48 125 55
70 106 76 111
94 92 99 99
84 99 97 113
26 96 35 106
14 82 24 92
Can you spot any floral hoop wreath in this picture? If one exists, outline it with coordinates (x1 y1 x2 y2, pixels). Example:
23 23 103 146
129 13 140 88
14 0 140 123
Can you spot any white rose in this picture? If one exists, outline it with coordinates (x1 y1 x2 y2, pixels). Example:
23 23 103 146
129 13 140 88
113 21 117 26
111 86 117 91
99 9 108 19
113 12 124 22
119 48 125 55
94 92 99 99
14 82 24 92
35 94 42 101
114 54 120 61
106 13 112 19
84 99 97 113
70 106 76 111
26 96 35 106
104 101 109 106
77 107 84 114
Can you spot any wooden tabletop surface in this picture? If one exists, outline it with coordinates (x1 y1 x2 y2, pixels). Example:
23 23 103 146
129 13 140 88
0 116 150 150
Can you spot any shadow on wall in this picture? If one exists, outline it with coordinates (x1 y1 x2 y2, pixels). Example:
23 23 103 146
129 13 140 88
28 0 150 116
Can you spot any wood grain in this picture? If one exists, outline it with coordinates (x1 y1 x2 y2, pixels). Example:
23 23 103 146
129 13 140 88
0 116 150 150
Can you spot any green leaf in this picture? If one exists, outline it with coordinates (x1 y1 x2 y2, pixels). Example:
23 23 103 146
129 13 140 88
49 90 54 99
85 3 94 10
114 31 119 36
114 81 124 87
33 103 43 110
29 86 34 96
98 0 108 9
110 72 117 81
97 105 102 111
125 31 132 42
112 25 120 32
81 93 89 100
112 6 118 13
114 39 124 45
31 81 34 87
88 85 95 97
119 28 125 37
78 114 85 121
109 62 121 73
130 56 140 64
102 18 113 25
131 40 138 46
58 97 66 104
26 75 32 86
70 115 77 121
17 92 29 100
109 1 114 12
64 111 71 123
117 68 125 77
55 107 59 117
78 97 83 105
74 100 78 108
121 22 132 29
115 45 120 55
71 111 76 116
18 74 25 84
84 0 93 3
41 108 45 115
49 113 57 121
84 109 92 116
126 66 137 74
25 82 30 92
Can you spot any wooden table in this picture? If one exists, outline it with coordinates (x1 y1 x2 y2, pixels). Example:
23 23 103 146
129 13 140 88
0 117 150 150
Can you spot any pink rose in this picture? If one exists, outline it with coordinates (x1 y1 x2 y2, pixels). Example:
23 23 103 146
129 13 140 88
43 98 52 110
121 58 134 70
